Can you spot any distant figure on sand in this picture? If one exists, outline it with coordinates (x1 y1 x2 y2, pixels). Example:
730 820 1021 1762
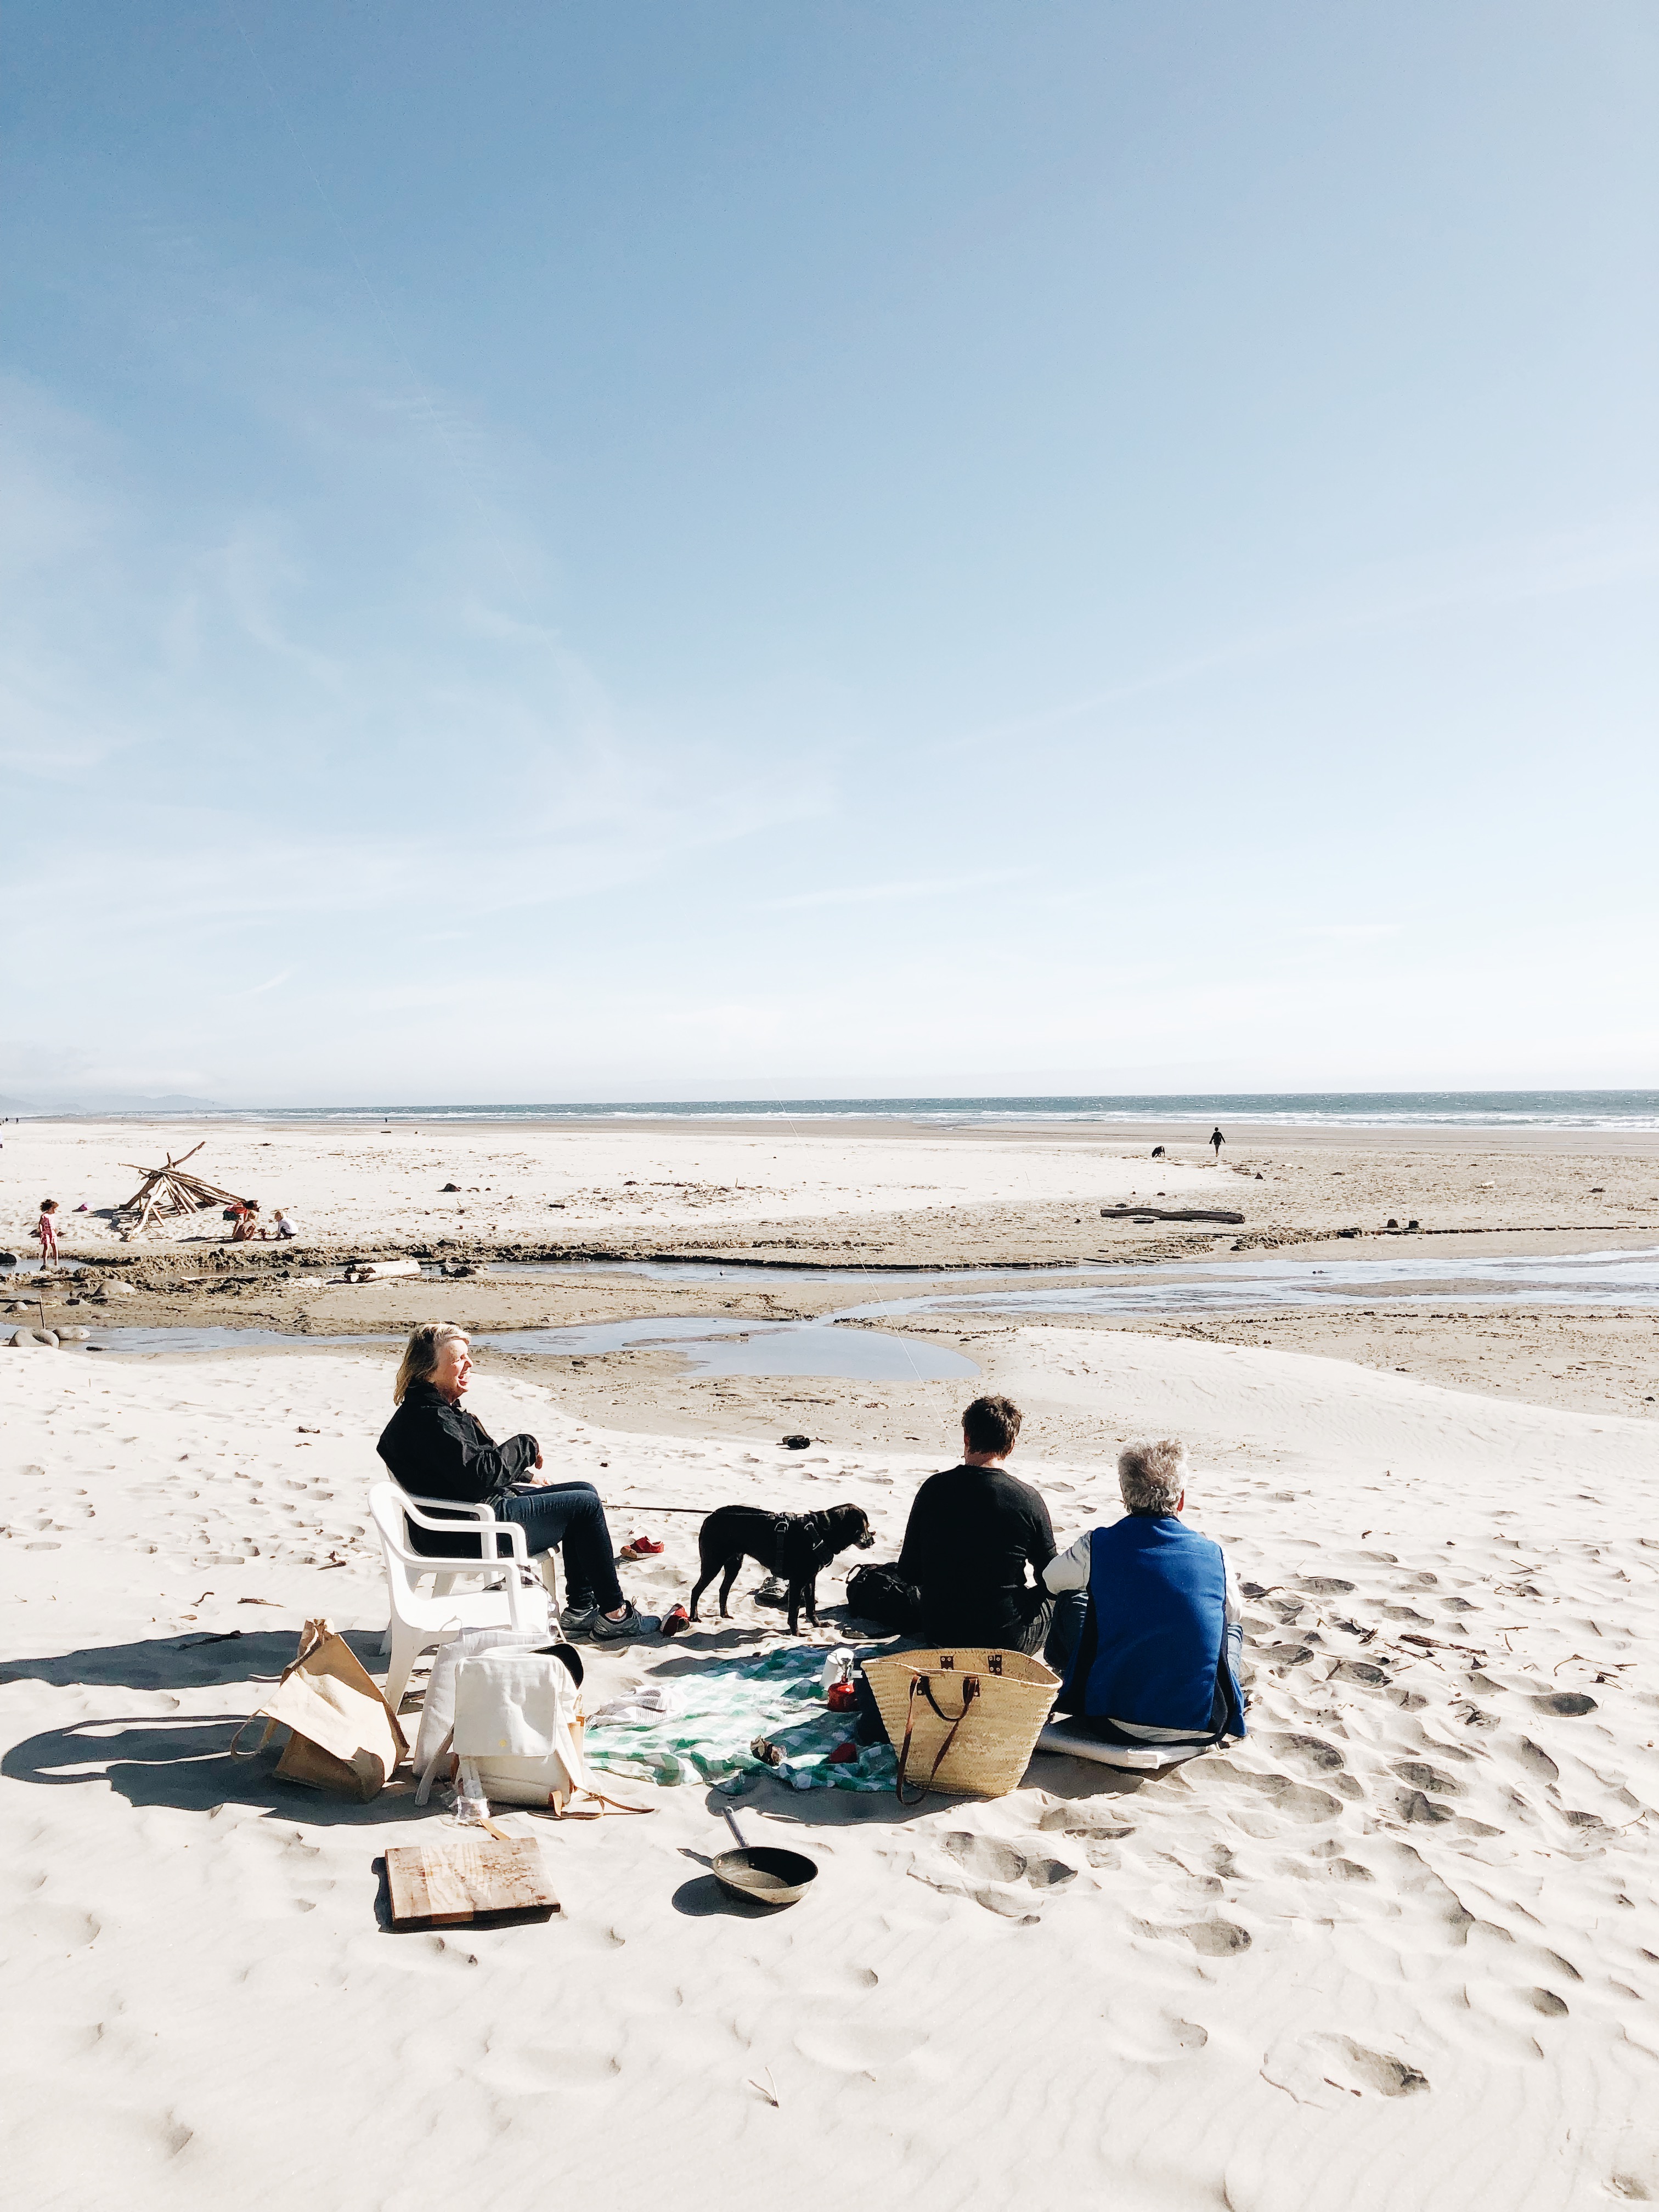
35 1200 59 1265
1043 1438 1244 1757
377 1323 658 1643
1210 1127 1225 1159
272 1207 298 1240
229 1202 261 1243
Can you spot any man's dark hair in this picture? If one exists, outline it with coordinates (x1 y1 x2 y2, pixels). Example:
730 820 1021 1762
962 1395 1022 1456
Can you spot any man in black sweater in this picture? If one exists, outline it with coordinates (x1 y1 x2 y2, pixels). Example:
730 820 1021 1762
895 1395 1073 1657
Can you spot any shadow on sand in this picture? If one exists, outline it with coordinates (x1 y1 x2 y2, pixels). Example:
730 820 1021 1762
0 1626 387 1694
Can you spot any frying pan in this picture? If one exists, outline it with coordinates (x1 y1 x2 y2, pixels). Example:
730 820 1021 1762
712 1807 819 1909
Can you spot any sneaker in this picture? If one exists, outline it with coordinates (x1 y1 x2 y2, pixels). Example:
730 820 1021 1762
590 1602 661 1643
753 1576 788 1610
559 1601 601 1634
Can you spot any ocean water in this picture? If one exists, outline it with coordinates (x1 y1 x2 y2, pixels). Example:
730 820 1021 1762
170 1090 1659 1131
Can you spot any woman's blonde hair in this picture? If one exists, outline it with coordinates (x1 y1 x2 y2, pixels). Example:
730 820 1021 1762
394 1322 469 1404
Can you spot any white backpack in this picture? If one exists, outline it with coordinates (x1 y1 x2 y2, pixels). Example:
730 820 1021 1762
412 1628 549 1788
414 1633 648 1818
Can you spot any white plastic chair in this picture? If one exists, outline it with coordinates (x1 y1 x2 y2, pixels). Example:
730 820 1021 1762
397 1491 560 1622
369 1482 554 1712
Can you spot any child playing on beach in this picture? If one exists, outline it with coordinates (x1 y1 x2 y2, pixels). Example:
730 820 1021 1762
35 1200 59 1264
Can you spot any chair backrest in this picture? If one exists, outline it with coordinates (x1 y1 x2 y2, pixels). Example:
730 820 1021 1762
369 1483 425 1598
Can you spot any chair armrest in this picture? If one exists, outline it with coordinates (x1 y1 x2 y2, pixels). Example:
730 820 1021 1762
387 1491 529 1567
402 1493 496 1524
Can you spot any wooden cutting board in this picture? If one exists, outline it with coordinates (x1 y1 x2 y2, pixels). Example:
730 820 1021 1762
386 1836 560 1927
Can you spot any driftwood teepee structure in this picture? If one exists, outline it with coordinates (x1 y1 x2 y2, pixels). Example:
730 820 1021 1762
117 1143 255 1234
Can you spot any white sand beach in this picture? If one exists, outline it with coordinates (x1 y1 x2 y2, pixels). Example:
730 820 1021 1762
10 1 1652 2198
2 1121 1657 2208
3 1201 1657 2205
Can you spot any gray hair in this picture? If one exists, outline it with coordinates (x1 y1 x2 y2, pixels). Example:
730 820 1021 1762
1118 1438 1187 1516
394 1322 469 1404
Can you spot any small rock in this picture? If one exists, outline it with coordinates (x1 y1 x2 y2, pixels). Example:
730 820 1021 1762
440 1182 461 1193
781 1434 811 1450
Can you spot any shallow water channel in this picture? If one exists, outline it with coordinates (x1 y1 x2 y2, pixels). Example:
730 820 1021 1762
37 1243 1659 1378
70 1321 979 1381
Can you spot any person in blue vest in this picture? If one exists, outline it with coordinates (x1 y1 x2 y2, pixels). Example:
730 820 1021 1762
1041 1437 1244 1756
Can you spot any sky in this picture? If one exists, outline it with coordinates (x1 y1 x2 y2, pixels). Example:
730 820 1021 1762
3 2 1656 1107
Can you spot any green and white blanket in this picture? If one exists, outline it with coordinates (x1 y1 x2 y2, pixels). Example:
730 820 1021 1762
584 1643 896 1793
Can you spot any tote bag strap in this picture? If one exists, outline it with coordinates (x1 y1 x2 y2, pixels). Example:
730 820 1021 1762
414 1726 456 1805
228 1716 281 1761
895 1672 981 1808
228 1618 335 1758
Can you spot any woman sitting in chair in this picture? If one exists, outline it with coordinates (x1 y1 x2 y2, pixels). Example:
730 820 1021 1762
377 1323 656 1643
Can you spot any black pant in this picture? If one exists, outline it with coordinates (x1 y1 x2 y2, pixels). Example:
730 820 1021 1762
496 1482 623 1611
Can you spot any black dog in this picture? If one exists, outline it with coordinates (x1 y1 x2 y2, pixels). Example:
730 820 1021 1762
689 1504 876 1633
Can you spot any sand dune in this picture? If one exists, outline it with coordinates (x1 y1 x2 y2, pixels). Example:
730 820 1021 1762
3 1329 1656 2209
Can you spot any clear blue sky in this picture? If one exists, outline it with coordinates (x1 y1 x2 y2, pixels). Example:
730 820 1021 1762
3 3 1655 1104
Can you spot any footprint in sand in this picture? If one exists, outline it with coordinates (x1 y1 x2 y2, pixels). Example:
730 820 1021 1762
1202 1766 1344 1824
1392 1760 1465 1797
1137 1914 1252 1956
1262 2029 1429 2107
1318 1855 1376 1883
941 1832 1029 1884
1259 1730 1346 1774
940 1831 1078 1890
1038 1807 1136 1840
1513 1737 1560 1781
908 1833 1079 1918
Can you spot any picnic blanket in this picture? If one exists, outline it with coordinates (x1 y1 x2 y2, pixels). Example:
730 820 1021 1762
584 1643 897 1793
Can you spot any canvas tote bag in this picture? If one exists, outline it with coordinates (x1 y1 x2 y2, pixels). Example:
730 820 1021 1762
862 1646 1060 1805
232 1617 408 1801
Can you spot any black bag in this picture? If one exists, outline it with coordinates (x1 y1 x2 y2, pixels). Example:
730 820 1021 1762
844 1562 921 1634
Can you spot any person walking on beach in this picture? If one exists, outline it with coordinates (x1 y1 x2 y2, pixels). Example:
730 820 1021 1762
35 1199 59 1265
1210 1127 1225 1159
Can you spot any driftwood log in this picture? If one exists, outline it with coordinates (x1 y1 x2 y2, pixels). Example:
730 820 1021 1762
1098 1205 1245 1226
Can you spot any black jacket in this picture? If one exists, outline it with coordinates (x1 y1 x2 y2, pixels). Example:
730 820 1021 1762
895 1462 1057 1647
376 1380 539 1557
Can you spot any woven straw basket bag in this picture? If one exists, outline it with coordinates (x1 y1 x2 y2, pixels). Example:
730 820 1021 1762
863 1647 1060 1804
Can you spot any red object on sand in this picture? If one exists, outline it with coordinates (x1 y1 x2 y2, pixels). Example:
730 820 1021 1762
630 1535 664 1554
659 1604 691 1637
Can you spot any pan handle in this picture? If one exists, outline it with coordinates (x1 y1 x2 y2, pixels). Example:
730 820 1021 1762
724 1807 749 1851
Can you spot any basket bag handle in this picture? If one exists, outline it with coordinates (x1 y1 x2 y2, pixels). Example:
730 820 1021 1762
895 1671 981 1808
